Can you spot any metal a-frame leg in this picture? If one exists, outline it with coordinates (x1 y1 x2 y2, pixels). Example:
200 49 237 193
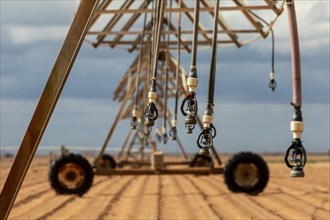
0 1 99 219
117 128 135 161
95 73 135 165
175 136 189 161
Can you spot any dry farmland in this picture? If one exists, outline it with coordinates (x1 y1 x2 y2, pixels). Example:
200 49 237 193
1 154 329 220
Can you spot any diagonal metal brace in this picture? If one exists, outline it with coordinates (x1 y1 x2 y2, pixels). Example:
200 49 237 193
0 1 99 219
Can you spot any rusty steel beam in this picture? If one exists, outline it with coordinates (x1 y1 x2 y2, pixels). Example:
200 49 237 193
177 0 212 46
264 0 283 15
101 40 234 46
110 0 149 48
200 0 241 48
89 0 113 28
87 29 260 36
233 0 267 38
93 0 135 48
164 18 191 53
95 167 223 175
95 5 277 14
0 1 99 219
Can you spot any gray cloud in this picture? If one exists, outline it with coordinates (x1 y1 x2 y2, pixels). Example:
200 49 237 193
1 1 78 26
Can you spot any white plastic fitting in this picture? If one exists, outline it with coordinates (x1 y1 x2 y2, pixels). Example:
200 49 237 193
203 114 213 128
148 91 157 103
270 71 275 80
132 108 137 117
171 119 177 127
162 127 166 134
290 121 304 139
187 78 198 92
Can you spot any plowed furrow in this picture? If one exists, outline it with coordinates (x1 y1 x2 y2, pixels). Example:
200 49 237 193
9 191 73 219
199 175 230 194
185 175 284 219
255 193 319 219
134 175 159 220
177 175 224 219
196 175 287 219
271 177 329 195
13 188 49 208
96 176 136 219
103 175 161 219
245 196 287 219
311 198 330 220
158 175 197 219
3 157 329 219
45 176 124 219
157 175 162 220
102 176 148 219
13 181 50 206
36 197 76 220
21 179 46 188
267 179 329 209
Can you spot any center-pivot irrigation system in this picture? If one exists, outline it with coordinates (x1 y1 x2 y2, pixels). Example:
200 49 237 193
0 1 307 219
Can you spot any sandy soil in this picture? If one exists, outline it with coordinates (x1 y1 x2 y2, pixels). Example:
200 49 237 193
1 155 329 220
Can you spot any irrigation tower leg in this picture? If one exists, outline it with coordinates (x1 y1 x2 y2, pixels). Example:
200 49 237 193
0 1 99 219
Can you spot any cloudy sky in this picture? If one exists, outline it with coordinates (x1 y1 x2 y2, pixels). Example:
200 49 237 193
1 0 329 155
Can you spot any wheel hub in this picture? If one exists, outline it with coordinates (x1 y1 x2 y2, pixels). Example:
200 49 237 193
58 163 85 189
233 163 259 189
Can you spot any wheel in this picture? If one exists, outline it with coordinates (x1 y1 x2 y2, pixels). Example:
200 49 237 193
100 154 117 169
49 153 94 196
190 154 213 168
224 152 269 195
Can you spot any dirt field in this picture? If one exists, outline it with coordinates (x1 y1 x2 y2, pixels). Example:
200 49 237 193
1 154 329 220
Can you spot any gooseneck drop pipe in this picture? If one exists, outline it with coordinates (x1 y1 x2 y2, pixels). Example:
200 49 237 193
180 0 200 133
131 1 149 129
190 0 200 69
248 10 277 91
144 0 165 129
169 0 182 140
284 0 307 177
162 0 173 144
197 0 220 156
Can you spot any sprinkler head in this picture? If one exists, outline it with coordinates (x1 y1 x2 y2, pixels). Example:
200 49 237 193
169 127 177 140
199 148 210 156
185 114 197 133
290 166 305 177
130 116 138 129
185 114 197 125
144 118 155 127
269 79 277 92
185 123 195 134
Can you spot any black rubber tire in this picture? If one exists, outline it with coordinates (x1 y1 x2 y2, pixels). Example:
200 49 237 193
101 154 117 169
224 152 269 195
49 153 94 196
189 154 214 168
